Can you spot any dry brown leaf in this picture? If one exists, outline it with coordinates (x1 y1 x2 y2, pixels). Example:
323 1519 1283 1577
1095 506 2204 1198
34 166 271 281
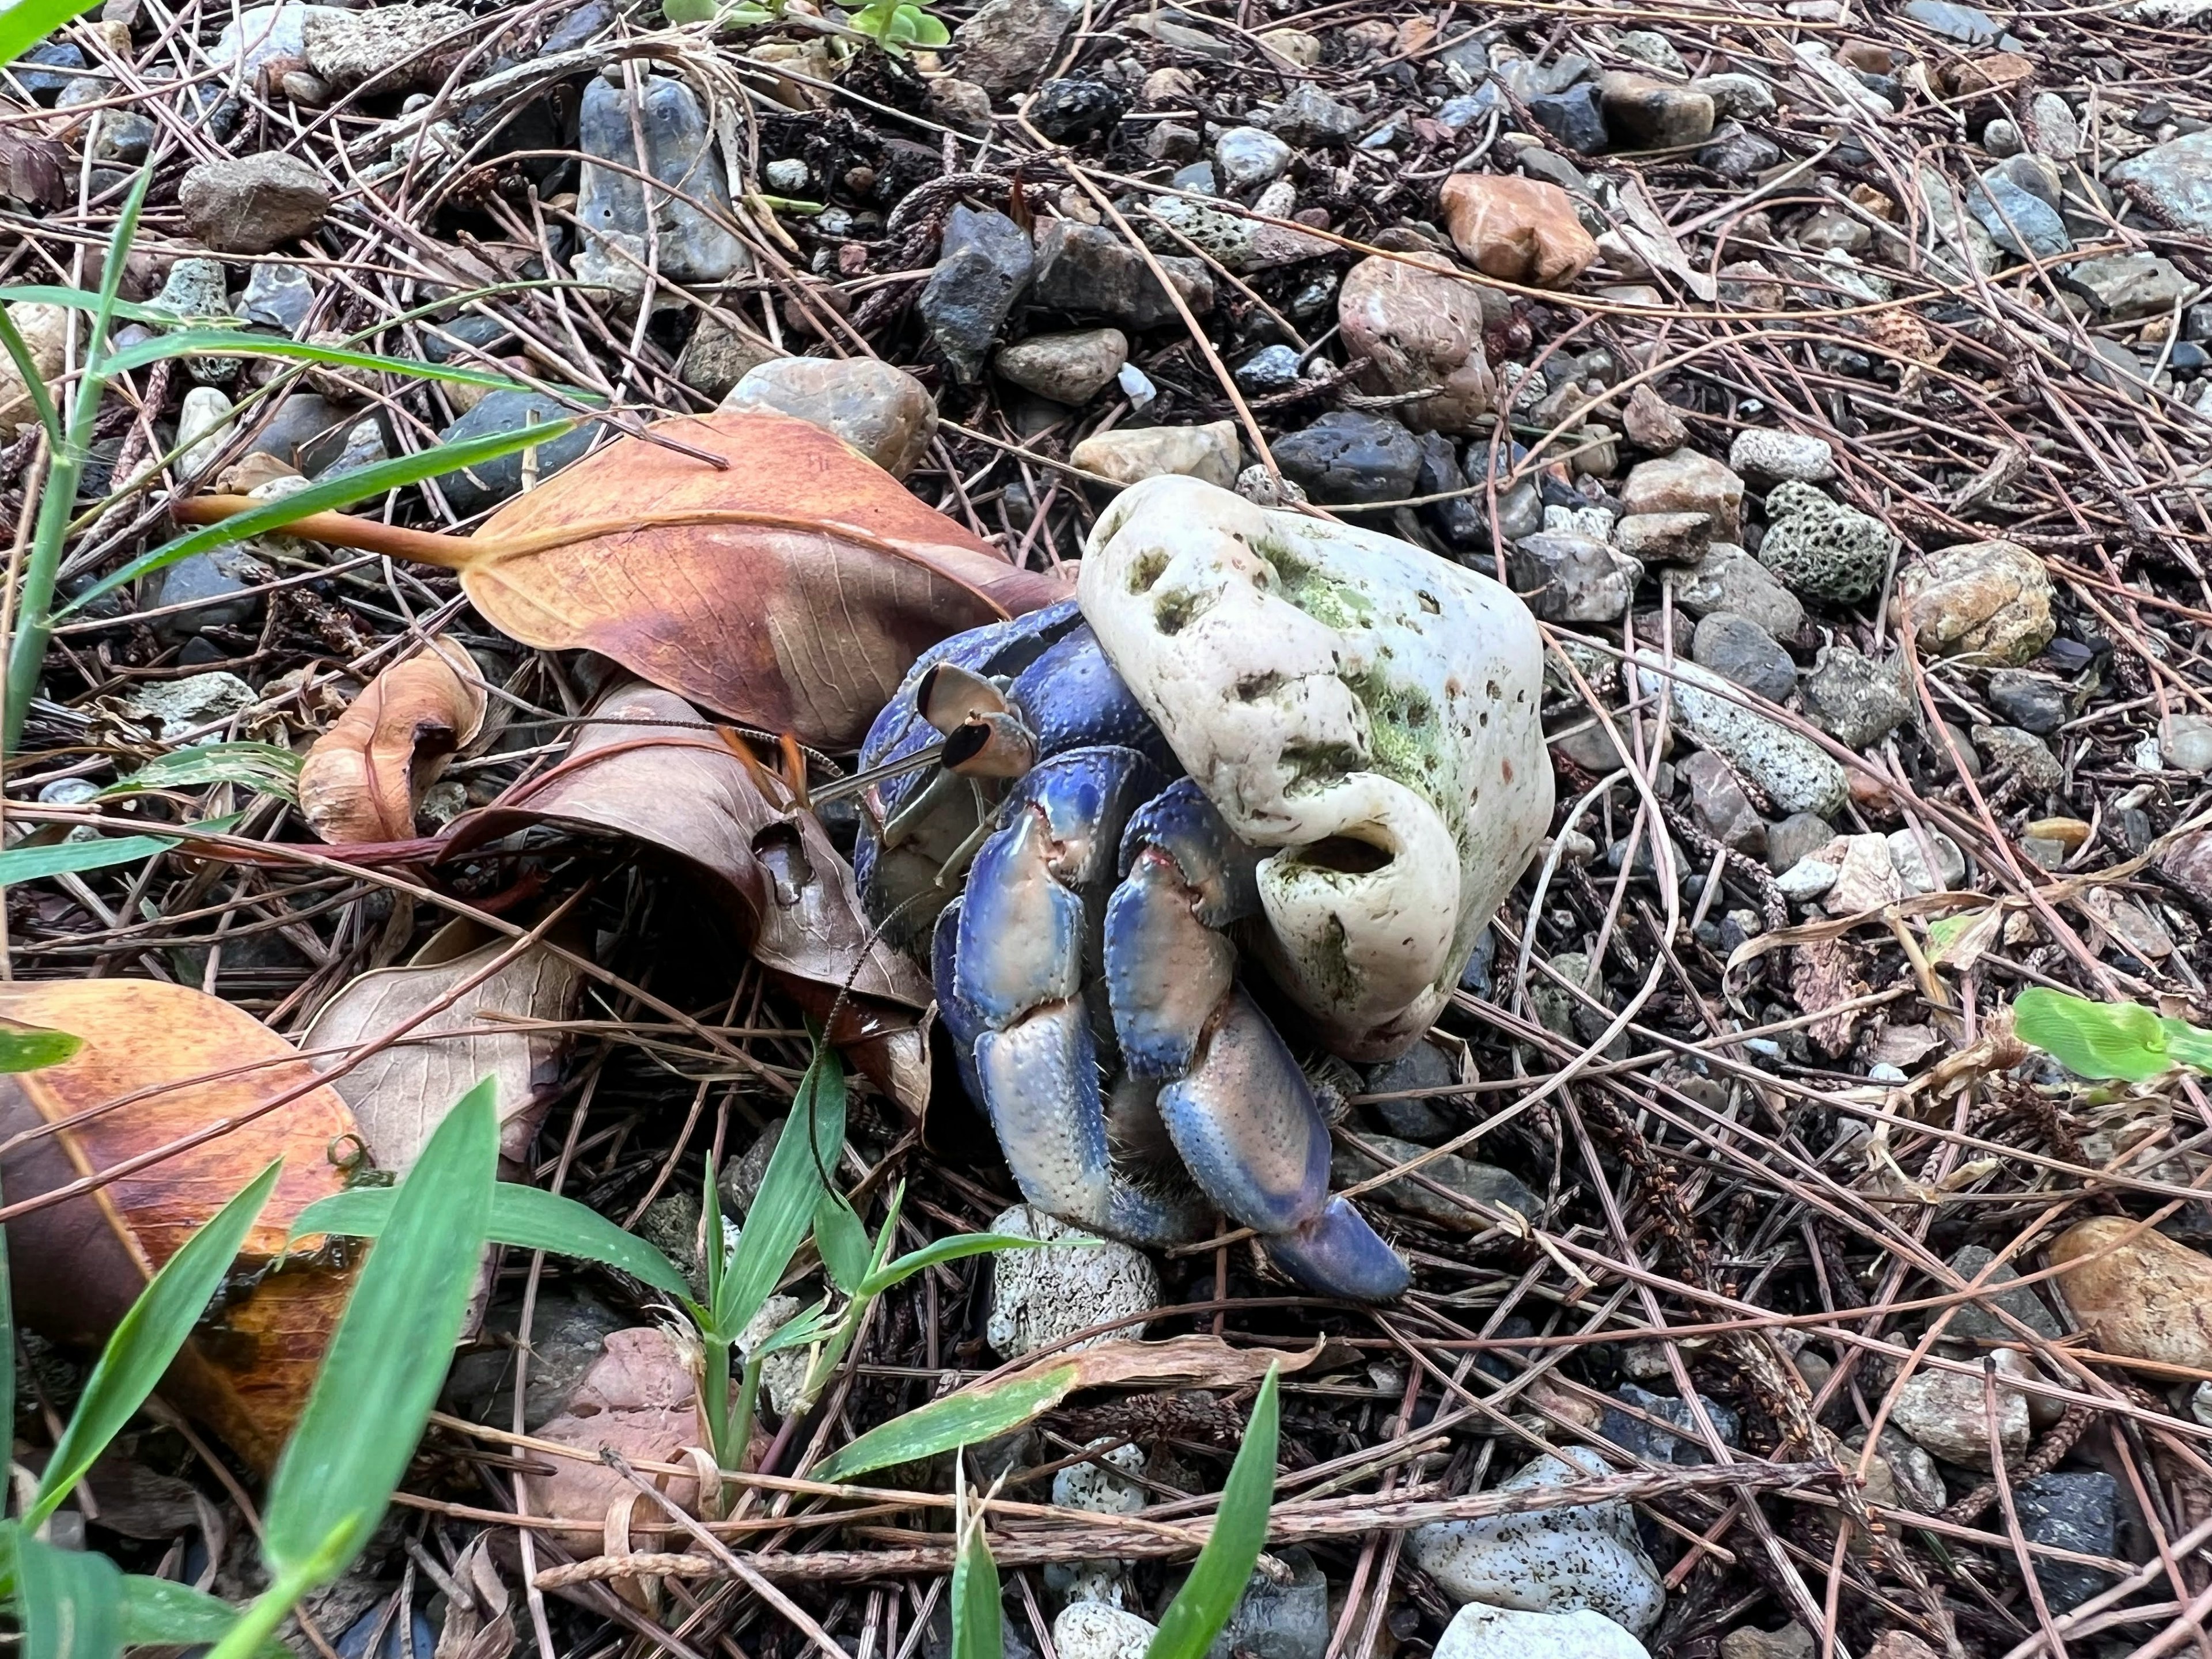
434 1537 517 1659
523 1327 706 1554
1791 936 1870 1059
299 916 585 1176
1012 1333 1328 1394
177 412 1072 749
0 980 359 1470
298 639 486 843
445 682 930 1108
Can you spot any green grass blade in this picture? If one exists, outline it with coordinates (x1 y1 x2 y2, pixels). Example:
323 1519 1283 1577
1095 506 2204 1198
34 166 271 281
714 1046 844 1338
56 418 584 618
949 1484 1003 1659
813 1363 1079 1483
29 1160 285 1527
99 741 304 803
2012 987 2172 1082
122 1574 283 1656
1145 1366 1280 1659
0 834 181 887
0 305 60 448
99 331 537 392
0 286 207 328
260 1078 497 1579
16 1527 123 1659
291 1180 692 1301
858 1233 1058 1298
0 0 103 77
0 1021 81 1072
815 1188 870 1294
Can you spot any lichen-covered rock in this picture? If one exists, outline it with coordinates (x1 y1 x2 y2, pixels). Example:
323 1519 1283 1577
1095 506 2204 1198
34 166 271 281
1755 482 1896 603
1054 1603 1157 1659
304 3 467 89
986 1206 1156 1358
1409 1446 1665 1635
1641 656 1847 815
1336 255 1497 433
1729 429 1836 483
1895 539 2054 664
1081 476 1552 1059
1434 1605 1650 1659
1800 643 1910 748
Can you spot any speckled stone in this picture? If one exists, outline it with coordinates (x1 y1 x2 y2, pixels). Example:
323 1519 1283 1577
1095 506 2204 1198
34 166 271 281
1410 1446 1665 1634
1755 480 1897 603
1643 656 1847 815
1891 1351 2031 1468
985 1205 1156 1358
1434 1605 1650 1659
1895 539 2054 664
1621 449 1744 540
721 357 938 479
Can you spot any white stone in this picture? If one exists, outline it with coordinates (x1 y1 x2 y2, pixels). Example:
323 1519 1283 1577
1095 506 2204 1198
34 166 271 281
1821 832 1901 915
1639 656 1847 816
175 387 236 482
1891 1352 2031 1468
1054 1440 1146 1514
1213 125 1293 192
1054 1602 1157 1659
1408 1447 1665 1635
985 1206 1156 1359
1081 476 1553 1060
1727 429 1836 483
1887 828 1966 894
1071 421 1240 490
1776 857 1840 902
1435 1604 1650 1659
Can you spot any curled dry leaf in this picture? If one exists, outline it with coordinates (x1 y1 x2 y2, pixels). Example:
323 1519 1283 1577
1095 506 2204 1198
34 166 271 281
522 1326 706 1555
0 980 358 1470
299 916 585 1177
433 1537 516 1659
298 639 486 843
446 682 930 1108
178 412 1071 749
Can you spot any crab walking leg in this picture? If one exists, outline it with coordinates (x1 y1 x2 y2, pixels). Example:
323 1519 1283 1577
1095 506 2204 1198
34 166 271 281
1107 783 1410 1302
948 748 1202 1247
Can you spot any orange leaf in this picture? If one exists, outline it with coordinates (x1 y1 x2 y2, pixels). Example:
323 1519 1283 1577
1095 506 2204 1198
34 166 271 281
0 980 359 1471
176 412 1072 750
445 682 931 1108
300 640 486 843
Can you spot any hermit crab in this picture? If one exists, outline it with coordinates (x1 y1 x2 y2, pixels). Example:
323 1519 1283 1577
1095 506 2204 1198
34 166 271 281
854 476 1552 1301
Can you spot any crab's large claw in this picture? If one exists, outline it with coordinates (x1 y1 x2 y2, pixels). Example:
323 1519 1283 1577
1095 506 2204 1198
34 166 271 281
949 747 1206 1247
1106 781 1408 1302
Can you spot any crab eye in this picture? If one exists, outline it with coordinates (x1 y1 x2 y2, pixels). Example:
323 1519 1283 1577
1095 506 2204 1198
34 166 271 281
919 662 1009 735
944 714 1037 778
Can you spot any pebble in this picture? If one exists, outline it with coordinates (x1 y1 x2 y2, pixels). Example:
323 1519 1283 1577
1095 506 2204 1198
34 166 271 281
153 545 271 641
1336 255 1497 433
2050 1217 2212 1370
1756 482 1897 603
1700 123 1783 180
1070 421 1240 490
1214 126 1292 193
433 389 596 516
995 327 1127 404
926 77 993 135
1721 1628 1812 1659
1729 430 1837 483
2165 713 2212 772
2065 252 2194 321
1256 26 1321 66
1261 84 1365 146
1601 1384 1740 1465
1882 828 1961 897
1970 723 2063 791
1776 857 1840 902
1527 84 1609 154
1985 668 2067 734
1895 539 2055 664
240 262 315 334
2015 1473 2118 1613
1438 175 1600 289
1938 1244 2061 1345
1982 118 2024 157
0 302 68 435
1433 1605 1649 1659
1031 221 1213 328
1234 343 1303 395
2108 130 2212 237
956 0 1082 92
1821 831 1902 913
724 358 938 480
1647 657 1848 815
679 314 776 403
1202 1548 1330 1659
1331 1132 1539 1230
574 72 744 294
175 385 235 479
1031 78 1127 143
986 1205 1156 1358
1762 812 1833 874
2024 91 2080 158
1273 411 1423 505
303 3 465 90
1851 1427 1948 1516
1800 643 1910 748
178 153 332 255
1622 450 1744 541
1695 72 1778 120
1599 71 1715 148
1672 546 1805 638
1511 533 1642 622
1359 1039 1468 1141
1622 385 1690 452
1893 1348 2033 1468
1970 167 2071 259
1053 1604 1156 1659
1613 512 1711 565
1409 1446 1666 1635
1692 612 1796 703
1683 750 1766 854
917 206 1033 385
1904 0 2008 40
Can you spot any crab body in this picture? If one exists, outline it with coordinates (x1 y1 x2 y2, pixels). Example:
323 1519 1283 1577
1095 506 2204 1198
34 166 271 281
855 478 1551 1301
